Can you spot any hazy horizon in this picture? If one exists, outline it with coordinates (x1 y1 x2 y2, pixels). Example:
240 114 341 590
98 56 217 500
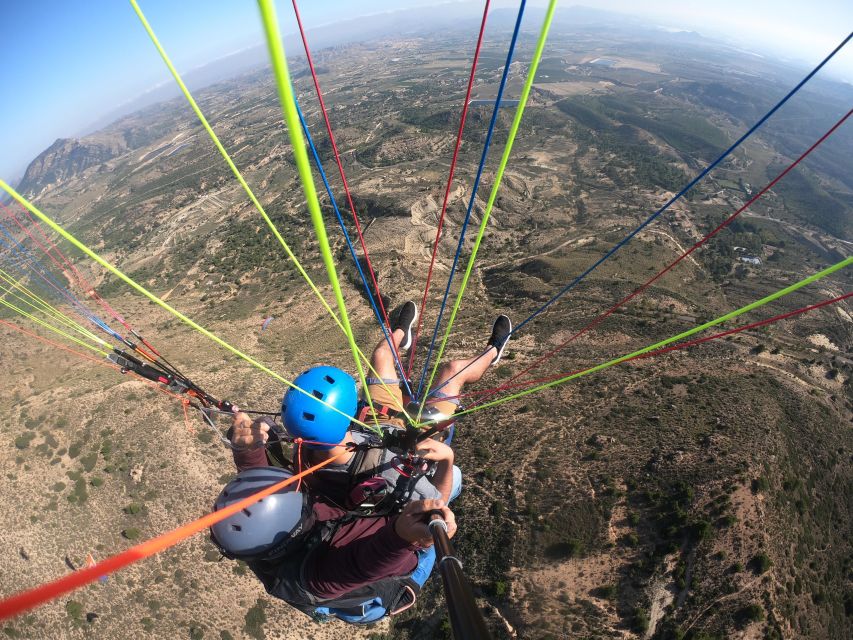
2 0 851 181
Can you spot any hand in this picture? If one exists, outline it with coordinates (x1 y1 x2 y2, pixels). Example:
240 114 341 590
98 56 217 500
394 499 457 547
415 438 453 464
231 412 270 449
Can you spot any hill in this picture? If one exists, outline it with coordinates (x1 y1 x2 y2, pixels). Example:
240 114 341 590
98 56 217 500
1 19 851 640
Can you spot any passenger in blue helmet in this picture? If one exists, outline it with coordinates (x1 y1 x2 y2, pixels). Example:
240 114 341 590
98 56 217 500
281 365 358 449
224 301 511 624
233 301 511 507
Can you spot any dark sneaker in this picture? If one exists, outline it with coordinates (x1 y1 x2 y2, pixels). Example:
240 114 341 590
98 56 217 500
392 301 418 350
487 315 511 364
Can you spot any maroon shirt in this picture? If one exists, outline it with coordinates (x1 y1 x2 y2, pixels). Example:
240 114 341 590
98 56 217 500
232 445 417 599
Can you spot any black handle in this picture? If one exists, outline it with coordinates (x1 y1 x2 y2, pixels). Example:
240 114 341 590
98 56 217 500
108 351 172 384
429 515 492 640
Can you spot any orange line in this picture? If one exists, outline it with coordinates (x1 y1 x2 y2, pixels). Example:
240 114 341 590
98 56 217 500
0 318 112 368
0 449 350 619
0 317 183 404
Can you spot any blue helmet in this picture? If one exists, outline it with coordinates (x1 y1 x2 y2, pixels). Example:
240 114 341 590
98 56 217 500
210 467 312 561
282 366 358 449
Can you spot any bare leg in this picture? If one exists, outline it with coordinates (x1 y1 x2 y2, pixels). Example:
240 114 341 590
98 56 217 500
428 346 496 399
370 329 405 380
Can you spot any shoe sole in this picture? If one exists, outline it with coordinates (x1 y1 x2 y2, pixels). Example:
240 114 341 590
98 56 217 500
490 315 511 365
397 304 418 351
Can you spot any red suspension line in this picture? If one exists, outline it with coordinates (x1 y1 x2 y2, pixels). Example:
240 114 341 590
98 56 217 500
291 0 398 356
438 292 852 404
0 317 184 405
408 0 492 377
1 204 149 353
1 203 72 282
501 107 852 389
12 200 164 357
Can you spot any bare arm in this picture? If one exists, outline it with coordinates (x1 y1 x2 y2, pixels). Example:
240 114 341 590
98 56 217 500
416 439 454 503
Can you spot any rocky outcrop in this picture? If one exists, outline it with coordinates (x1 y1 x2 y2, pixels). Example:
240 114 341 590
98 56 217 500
17 135 128 197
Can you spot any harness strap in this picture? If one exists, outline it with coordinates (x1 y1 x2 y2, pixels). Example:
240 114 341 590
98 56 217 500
356 401 406 424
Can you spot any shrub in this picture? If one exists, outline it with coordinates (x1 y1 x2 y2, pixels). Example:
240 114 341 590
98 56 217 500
14 433 35 450
492 581 508 598
545 539 584 560
735 603 764 626
122 528 141 540
621 533 639 547
67 478 88 504
632 608 650 633
80 452 98 472
692 519 712 540
244 599 266 640
750 553 772 574
592 584 617 600
751 476 770 493
65 600 83 623
717 514 737 528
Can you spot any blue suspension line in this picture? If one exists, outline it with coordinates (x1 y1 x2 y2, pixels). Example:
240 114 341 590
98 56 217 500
416 0 527 401
510 31 852 337
423 30 853 402
0 221 122 341
0 222 90 312
293 91 416 400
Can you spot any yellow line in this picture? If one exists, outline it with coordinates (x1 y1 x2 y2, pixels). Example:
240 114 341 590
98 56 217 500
0 179 370 430
129 0 347 349
257 0 381 423
0 297 109 355
129 0 402 422
0 268 106 345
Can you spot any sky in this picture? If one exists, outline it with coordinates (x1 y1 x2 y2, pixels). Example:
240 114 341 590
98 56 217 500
1 1 851 181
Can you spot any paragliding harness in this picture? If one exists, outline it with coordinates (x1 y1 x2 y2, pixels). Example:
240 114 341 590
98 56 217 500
244 404 458 623
112 349 440 622
342 396 459 517
213 496 420 623
342 430 432 518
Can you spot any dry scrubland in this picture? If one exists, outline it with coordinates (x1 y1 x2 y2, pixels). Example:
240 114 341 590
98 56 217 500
2 15 852 640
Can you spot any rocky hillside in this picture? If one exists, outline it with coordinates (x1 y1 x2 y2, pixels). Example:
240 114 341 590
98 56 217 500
17 136 128 197
1 19 851 640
